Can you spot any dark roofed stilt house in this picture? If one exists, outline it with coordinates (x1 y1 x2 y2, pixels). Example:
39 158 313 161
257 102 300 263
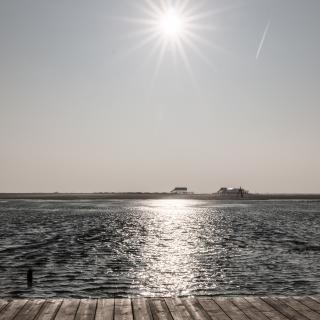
170 187 188 194
217 187 249 198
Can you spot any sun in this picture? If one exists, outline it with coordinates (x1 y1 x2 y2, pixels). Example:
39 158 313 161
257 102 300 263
157 8 186 39
121 0 227 80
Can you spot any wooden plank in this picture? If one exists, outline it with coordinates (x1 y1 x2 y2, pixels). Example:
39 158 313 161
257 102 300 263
165 298 193 320
95 299 114 320
230 298 252 311
230 297 270 320
310 297 320 305
35 299 63 320
213 298 250 320
278 298 320 320
182 297 211 320
197 298 231 320
75 299 97 320
0 300 9 312
261 297 310 320
14 299 45 320
244 297 274 312
149 299 173 320
262 311 290 320
55 299 80 320
296 297 320 312
132 298 152 320
114 299 133 320
0 299 28 320
244 297 288 320
0 297 318 320
278 297 314 311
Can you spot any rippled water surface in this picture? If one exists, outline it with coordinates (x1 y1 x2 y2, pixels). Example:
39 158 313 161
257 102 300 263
0 199 320 298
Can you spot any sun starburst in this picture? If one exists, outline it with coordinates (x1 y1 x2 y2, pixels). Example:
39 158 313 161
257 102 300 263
157 8 186 39
119 1 232 83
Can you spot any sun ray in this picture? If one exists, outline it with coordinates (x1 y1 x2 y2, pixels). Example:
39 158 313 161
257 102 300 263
184 29 230 55
185 4 242 23
183 37 216 71
176 0 191 13
175 38 198 89
152 39 169 85
114 16 156 27
115 32 160 63
116 0 237 83
142 0 164 17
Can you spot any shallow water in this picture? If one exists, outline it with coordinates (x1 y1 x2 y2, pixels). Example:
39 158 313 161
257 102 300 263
0 199 319 298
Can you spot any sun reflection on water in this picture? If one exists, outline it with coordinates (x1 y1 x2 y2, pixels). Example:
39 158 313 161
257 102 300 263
1 200 319 297
136 199 220 296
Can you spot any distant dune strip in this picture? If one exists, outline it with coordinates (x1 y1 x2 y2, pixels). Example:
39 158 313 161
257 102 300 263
1 193 320 200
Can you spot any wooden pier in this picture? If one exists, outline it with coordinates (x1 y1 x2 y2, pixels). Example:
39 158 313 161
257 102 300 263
0 296 319 320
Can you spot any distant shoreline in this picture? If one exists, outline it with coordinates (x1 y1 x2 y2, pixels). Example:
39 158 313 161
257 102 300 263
1 193 320 200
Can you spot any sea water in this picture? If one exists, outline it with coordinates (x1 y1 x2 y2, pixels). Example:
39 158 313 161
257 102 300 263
0 199 319 297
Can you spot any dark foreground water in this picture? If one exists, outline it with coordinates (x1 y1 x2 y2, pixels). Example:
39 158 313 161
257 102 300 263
0 199 319 298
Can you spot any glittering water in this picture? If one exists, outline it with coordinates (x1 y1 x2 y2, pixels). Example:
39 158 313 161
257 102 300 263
0 199 319 298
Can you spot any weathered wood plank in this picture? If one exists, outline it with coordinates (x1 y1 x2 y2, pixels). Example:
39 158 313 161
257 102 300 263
165 298 193 320
230 298 252 311
262 311 289 320
279 297 313 311
95 299 114 320
261 297 310 320
149 299 173 320
14 299 45 320
230 297 271 320
244 297 274 312
278 298 320 320
182 297 211 320
35 299 62 320
0 299 28 320
55 299 80 320
0 300 9 312
197 298 230 320
213 298 251 320
114 299 133 320
296 297 320 312
0 297 318 320
75 299 97 320
310 297 320 305
132 298 152 320
244 297 288 320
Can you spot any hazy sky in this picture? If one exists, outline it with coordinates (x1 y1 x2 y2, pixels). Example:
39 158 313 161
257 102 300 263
0 0 319 193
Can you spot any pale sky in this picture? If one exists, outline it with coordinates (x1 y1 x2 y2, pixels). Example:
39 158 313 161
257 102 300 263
0 0 319 193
